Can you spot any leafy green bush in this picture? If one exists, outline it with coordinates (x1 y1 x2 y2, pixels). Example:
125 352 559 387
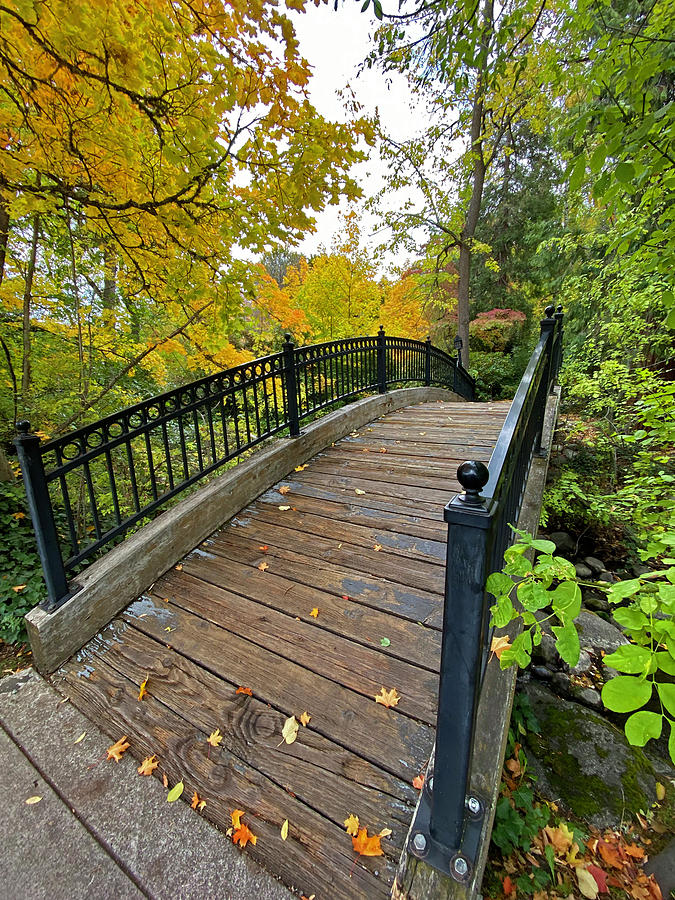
470 346 532 401
0 481 45 643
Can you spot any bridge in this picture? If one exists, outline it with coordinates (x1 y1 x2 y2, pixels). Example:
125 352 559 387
13 311 563 898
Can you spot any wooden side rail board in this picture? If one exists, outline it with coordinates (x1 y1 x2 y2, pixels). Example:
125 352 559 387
26 386 460 674
393 386 561 900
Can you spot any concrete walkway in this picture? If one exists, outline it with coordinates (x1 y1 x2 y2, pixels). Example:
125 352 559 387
0 668 294 900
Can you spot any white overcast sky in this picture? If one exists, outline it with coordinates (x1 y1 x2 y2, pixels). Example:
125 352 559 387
289 2 430 271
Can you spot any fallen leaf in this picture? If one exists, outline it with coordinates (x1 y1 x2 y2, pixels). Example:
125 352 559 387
352 827 384 857
373 544 382 551
233 822 257 848
236 686 253 696
354 488 366 495
231 809 245 829
278 505 291 511
344 814 360 836
503 875 515 896
167 781 184 802
175 564 183 571
378 828 392 838
299 711 311 726
587 864 608 894
624 842 646 859
258 561 269 572
544 822 574 856
380 637 391 647
207 728 223 748
191 791 206 810
279 485 291 494
294 464 307 472
137 755 159 776
598 839 624 868
379 447 387 453
412 774 425 790
281 715 299 745
375 686 400 708
73 732 86 744
162 773 169 788
656 782 666 801
280 819 289 841
138 674 149 701
164 626 174 632
12 511 25 519
310 607 319 618
577 866 600 899
12 584 26 592
342 595 350 600
259 545 269 551
25 796 42 805
106 736 130 762
490 634 512 661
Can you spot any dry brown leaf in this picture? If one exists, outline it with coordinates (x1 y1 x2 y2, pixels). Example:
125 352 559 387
236 686 253 696
490 634 512 661
137 755 159 776
374 686 400 708
279 485 291 495
344 814 360 836
310 607 319 618
12 584 26 592
299 711 311 726
106 735 130 762
162 773 169 788
207 728 223 748
352 827 384 857
412 773 425 790
258 561 269 572
138 674 149 701
191 791 206 810
544 823 574 856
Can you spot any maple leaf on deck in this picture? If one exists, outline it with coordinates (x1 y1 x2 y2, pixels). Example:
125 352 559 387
236 686 253 696
259 545 269 551
352 827 384 857
279 485 290 494
207 728 223 748
490 634 512 662
373 544 382 551
375 686 400 708
106 736 130 762
344 814 360 836
294 465 307 472
137 755 159 776
138 674 149 701
310 607 319 618
231 809 245 829
191 791 206 811
231 810 257 848
258 561 269 572
412 773 425 790
299 711 311 726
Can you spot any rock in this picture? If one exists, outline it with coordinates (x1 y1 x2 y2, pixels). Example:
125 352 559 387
583 589 610 613
584 556 605 576
551 671 571 697
632 563 652 578
577 610 629 654
603 665 620 681
575 687 603 710
568 650 592 676
523 681 658 829
540 634 559 668
575 563 593 579
599 570 618 583
550 531 576 554
531 665 553 682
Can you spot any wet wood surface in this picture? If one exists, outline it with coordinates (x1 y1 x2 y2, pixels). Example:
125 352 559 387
52 399 510 900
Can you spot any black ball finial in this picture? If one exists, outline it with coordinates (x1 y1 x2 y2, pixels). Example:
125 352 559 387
16 420 31 435
544 304 555 318
556 304 563 314
378 324 385 334
457 460 489 506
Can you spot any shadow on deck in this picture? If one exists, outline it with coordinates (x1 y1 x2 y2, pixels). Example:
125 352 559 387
51 399 510 900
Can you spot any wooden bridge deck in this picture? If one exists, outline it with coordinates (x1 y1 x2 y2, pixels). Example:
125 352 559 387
51 399 510 900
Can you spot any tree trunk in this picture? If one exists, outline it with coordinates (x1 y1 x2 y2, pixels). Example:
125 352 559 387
456 0 494 369
21 213 40 398
102 241 117 311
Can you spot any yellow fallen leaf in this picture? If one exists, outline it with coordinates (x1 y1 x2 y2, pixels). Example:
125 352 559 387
280 819 289 841
279 485 291 494
278 505 291 511
106 735 130 761
258 561 269 572
73 732 86 745
373 544 382 551
378 828 392 838
576 866 599 899
374 687 400 708
138 674 149 701
207 728 223 748
490 634 512 662
354 488 366 495
175 564 183 571
25 796 42 805
344 814 360 836
294 464 307 472
12 584 27 592
310 607 319 618
231 809 245 829
281 715 299 745
299 711 311 726
137 755 159 775
167 781 184 802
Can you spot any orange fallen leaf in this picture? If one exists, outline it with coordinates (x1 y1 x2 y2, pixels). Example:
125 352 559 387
310 607 319 618
412 773 425 790
503 875 515 896
374 687 400 708
233 822 257 848
544 822 574 856
13 511 25 519
138 674 149 701
207 728 223 748
598 839 624 868
258 561 269 572
373 544 382 551
624 842 646 859
344 814 360 836
175 564 183 571
162 773 169 788
352 827 384 857
231 809 245 829
236 686 253 696
490 634 512 661
12 584 27 592
137 755 159 776
299 711 311 726
191 791 206 810
379 447 387 453
106 736 130 762
259 545 269 551
279 485 291 494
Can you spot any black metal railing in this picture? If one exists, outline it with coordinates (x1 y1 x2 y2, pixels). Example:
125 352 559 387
15 329 474 610
407 304 564 882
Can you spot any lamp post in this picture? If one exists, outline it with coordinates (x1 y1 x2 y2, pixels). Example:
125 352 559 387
453 335 463 361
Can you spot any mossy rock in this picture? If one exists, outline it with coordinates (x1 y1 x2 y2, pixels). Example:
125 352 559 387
523 681 658 829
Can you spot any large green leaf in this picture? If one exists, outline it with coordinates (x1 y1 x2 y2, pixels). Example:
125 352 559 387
552 622 580 667
624 711 662 747
601 676 653 713
603 645 652 674
657 683 675 718
551 581 581 622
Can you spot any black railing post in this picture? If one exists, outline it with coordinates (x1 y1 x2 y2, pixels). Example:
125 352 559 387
282 334 300 437
14 421 70 610
540 304 556 392
377 325 386 394
408 461 491 882
424 336 432 386
554 304 564 381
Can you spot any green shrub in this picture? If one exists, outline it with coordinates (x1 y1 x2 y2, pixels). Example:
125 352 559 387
0 481 45 643
470 346 531 400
